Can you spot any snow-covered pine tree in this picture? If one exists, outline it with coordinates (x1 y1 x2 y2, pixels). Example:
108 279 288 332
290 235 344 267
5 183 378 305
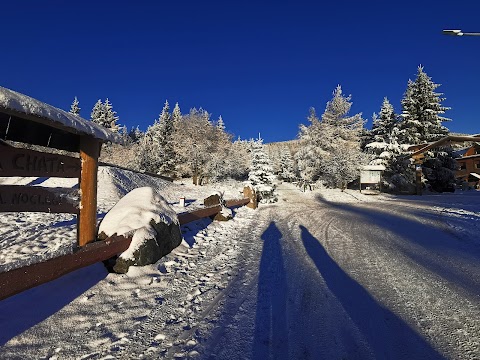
371 97 398 143
90 99 104 126
248 137 278 203
157 100 177 176
70 97 81 116
279 147 296 182
398 66 455 192
216 115 226 131
103 98 120 132
364 98 412 191
398 66 450 144
128 126 144 144
172 102 182 124
365 98 401 166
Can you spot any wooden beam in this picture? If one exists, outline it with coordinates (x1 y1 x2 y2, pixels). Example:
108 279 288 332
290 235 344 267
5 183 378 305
78 137 100 247
0 235 131 301
177 198 250 225
410 135 480 158
0 185 78 213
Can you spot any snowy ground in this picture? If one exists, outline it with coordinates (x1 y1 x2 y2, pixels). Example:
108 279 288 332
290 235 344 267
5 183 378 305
1 172 479 359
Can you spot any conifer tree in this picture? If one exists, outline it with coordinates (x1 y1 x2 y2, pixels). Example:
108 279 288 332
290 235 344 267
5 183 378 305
279 148 296 182
103 98 120 132
90 99 120 132
398 66 450 144
371 97 398 143
248 137 278 203
398 66 455 192
172 102 182 124
70 97 81 116
157 100 176 176
216 115 225 131
90 99 104 125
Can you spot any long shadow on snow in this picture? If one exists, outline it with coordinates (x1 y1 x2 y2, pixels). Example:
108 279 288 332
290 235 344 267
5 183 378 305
315 194 480 300
300 225 445 359
0 263 107 346
252 222 289 360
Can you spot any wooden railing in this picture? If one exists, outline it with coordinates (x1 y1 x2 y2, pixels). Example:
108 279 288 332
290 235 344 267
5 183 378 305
0 197 250 301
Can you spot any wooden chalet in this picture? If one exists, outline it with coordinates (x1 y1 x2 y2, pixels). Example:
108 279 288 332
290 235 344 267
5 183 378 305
454 142 480 187
409 135 480 191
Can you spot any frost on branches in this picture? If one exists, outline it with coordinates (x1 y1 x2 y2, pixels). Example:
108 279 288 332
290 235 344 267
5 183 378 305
69 96 80 116
399 66 455 192
139 100 176 176
398 66 450 145
278 147 296 182
364 98 412 191
248 137 278 203
90 98 120 132
296 86 367 189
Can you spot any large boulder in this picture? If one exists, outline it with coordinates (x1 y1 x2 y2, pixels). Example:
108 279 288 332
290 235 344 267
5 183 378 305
113 220 182 274
97 187 181 274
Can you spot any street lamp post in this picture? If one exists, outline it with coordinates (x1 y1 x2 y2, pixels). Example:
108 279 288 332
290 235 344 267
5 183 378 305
443 29 480 36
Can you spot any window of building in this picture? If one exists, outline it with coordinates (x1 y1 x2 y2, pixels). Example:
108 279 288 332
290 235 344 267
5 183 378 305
459 162 467 170
476 162 480 169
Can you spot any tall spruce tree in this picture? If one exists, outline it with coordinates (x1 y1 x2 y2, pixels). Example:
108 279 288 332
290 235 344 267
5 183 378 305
157 100 176 176
90 99 120 132
371 97 398 143
398 66 450 144
398 66 455 192
279 148 296 182
90 99 104 125
172 102 182 124
216 115 226 131
248 137 278 203
103 98 120 132
70 97 81 116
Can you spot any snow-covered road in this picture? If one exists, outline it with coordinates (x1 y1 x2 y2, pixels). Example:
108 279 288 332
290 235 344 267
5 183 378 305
194 185 480 360
1 180 479 359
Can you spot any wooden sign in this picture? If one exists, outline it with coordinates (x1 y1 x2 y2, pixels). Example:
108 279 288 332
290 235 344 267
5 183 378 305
0 185 78 213
0 143 80 178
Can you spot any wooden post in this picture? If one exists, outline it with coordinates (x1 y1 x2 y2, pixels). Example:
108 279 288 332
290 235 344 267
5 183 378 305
243 186 258 209
415 162 423 196
78 136 101 247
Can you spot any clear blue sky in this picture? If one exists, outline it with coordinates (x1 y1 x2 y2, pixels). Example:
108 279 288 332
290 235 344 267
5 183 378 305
1 1 479 143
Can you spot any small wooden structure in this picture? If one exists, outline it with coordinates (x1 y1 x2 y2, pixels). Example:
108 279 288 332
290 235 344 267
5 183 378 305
0 86 122 246
359 165 385 193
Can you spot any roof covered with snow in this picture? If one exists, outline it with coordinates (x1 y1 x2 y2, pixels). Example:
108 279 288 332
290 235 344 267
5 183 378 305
0 86 122 143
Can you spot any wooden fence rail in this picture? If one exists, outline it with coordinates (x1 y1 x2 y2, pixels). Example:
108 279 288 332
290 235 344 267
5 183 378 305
0 198 250 301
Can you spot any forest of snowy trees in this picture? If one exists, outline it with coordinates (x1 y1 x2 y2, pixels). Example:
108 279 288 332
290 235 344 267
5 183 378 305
69 65 457 193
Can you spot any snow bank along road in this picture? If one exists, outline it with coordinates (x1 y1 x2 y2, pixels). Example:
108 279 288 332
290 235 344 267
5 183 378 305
1 183 479 359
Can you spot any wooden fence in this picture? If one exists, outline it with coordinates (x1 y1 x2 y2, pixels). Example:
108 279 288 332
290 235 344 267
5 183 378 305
0 197 251 301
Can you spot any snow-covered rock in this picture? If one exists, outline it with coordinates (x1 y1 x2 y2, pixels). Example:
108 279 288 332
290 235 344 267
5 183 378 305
97 187 182 273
